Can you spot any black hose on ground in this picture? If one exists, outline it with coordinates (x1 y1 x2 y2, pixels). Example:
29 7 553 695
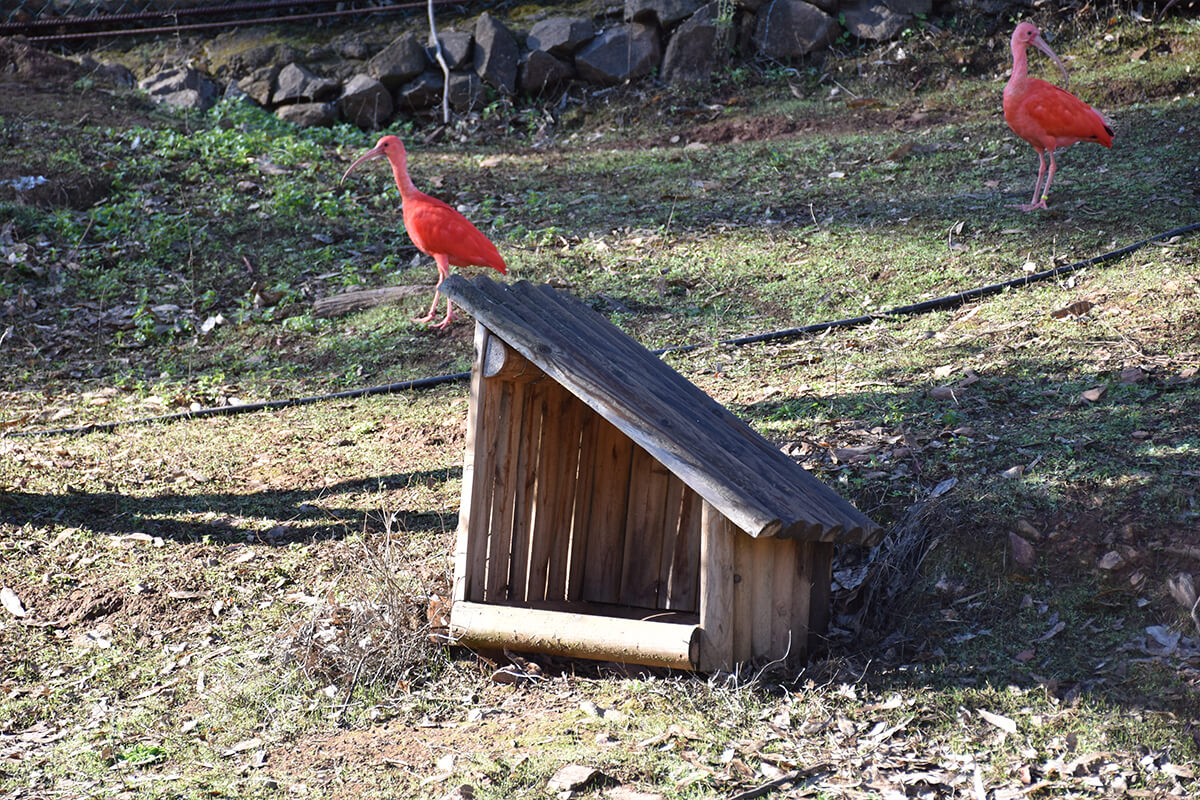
6 221 1198 439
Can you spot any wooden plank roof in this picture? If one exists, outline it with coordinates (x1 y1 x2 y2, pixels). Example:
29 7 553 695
442 275 882 546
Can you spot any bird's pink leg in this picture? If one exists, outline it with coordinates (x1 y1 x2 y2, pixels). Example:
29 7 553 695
1018 149 1049 211
413 254 451 325
431 300 457 330
1036 150 1059 209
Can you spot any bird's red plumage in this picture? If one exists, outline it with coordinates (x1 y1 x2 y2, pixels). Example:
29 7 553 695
402 192 508 273
1004 78 1113 151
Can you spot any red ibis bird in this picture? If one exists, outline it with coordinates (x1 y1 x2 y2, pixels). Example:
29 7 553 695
1003 22 1113 211
340 135 507 329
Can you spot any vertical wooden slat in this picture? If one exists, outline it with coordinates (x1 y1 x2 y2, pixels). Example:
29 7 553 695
790 540 815 664
482 378 526 601
750 535 775 660
507 378 545 603
581 418 633 605
770 538 798 662
454 323 494 604
667 487 703 613
621 445 670 609
730 531 753 664
655 473 686 610
806 542 834 655
565 406 600 602
544 393 584 601
698 501 734 672
527 382 582 601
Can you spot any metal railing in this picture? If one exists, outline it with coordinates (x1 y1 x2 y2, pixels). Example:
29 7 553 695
1 0 460 41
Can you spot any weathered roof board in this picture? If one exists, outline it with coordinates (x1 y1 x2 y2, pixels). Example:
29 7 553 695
442 275 882 546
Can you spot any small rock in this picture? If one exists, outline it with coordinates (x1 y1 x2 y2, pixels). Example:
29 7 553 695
1009 532 1036 568
237 65 279 105
1098 550 1124 570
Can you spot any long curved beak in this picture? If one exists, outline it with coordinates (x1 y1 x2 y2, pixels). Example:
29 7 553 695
1032 32 1070 88
339 144 384 186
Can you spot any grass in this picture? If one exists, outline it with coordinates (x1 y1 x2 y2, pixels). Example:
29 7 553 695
2 7 1200 798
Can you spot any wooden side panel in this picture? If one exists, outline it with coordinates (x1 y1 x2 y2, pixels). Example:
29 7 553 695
805 542 834 654
667 487 703 613
566 406 601 601
730 531 753 664
697 502 734 672
507 379 545 603
620 445 670 609
769 538 798 662
580 418 633 605
453 323 494 604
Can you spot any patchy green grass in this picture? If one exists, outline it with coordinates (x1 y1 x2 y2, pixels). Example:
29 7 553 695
2 8 1200 799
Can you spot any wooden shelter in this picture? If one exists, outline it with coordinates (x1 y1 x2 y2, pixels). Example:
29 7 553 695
442 276 882 671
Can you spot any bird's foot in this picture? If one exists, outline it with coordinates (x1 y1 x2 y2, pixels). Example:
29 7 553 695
1015 198 1049 211
430 311 456 330
411 314 436 324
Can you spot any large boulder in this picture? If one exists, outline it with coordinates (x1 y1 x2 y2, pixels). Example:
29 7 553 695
884 0 932 12
842 0 911 40
237 65 278 105
625 0 704 27
526 17 596 56
275 102 336 127
447 71 485 111
139 67 219 111
394 71 483 112
519 49 574 94
474 12 519 95
339 74 394 129
395 71 443 110
661 2 726 85
272 63 339 104
367 33 428 89
574 24 663 86
753 0 839 60
429 31 474 69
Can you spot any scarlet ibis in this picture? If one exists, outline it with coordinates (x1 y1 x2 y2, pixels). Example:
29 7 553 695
1003 22 1113 211
340 135 507 329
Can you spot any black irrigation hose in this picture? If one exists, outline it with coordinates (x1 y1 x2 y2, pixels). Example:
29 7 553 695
6 220 1198 439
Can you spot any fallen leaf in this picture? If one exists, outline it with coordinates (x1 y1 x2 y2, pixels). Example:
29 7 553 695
1118 366 1147 383
1080 386 1106 403
1098 550 1124 570
222 737 262 756
1050 300 1095 319
978 708 1017 734
547 764 602 792
930 385 959 401
1 586 27 618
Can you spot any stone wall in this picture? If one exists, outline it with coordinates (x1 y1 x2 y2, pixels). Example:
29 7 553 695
130 0 1020 127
